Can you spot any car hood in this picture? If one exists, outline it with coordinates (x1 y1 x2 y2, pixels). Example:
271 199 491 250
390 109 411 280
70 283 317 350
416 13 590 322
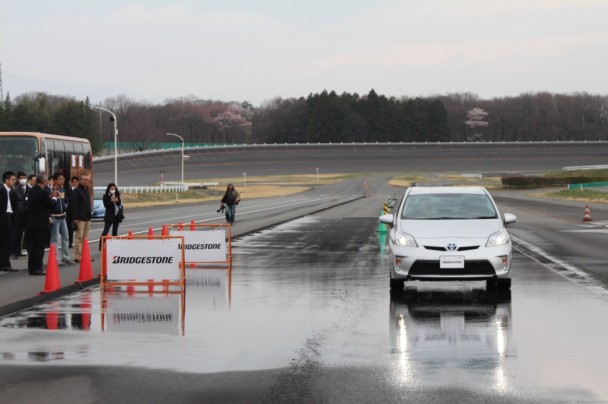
399 219 501 239
93 200 103 209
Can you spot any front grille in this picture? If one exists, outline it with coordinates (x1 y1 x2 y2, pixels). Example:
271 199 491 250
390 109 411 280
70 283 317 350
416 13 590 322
423 245 480 252
409 260 495 276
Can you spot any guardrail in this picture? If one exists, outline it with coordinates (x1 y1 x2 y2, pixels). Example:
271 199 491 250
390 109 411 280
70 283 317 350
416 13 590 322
563 165 608 171
122 185 188 194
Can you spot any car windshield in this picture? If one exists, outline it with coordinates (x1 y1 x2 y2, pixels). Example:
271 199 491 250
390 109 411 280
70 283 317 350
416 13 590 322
401 193 497 220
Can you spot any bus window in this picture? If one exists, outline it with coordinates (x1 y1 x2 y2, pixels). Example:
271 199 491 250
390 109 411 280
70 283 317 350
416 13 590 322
0 136 38 175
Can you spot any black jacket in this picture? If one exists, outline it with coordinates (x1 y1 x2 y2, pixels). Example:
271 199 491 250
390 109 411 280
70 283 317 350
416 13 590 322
103 191 122 222
25 185 53 231
71 185 92 221
9 186 27 217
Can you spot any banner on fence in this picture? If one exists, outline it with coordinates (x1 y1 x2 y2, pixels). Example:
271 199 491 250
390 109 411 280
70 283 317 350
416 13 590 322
170 229 227 262
104 237 184 283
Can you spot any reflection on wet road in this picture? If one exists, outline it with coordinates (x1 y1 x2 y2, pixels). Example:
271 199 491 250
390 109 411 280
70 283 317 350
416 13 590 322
1 215 607 402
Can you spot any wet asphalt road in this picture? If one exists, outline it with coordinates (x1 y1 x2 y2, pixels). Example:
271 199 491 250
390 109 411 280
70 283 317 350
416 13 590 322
1 191 608 403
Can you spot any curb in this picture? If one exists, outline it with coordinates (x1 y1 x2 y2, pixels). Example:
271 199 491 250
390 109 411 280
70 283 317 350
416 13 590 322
0 279 99 318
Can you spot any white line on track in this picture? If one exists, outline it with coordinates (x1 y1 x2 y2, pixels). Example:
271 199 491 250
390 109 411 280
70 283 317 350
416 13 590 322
512 235 608 299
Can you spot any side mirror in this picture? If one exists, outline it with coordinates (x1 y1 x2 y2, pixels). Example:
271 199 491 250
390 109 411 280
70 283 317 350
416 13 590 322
504 213 517 225
379 213 394 226
37 157 46 174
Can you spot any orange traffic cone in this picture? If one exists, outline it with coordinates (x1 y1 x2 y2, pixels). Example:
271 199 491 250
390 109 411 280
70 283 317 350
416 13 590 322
77 238 94 282
40 244 61 294
190 220 196 230
178 222 183 231
148 227 154 239
583 204 592 222
128 230 134 239
162 225 169 237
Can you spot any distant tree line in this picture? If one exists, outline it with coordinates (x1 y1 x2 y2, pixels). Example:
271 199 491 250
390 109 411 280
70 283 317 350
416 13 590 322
253 89 448 143
0 92 103 152
439 92 608 142
0 89 606 155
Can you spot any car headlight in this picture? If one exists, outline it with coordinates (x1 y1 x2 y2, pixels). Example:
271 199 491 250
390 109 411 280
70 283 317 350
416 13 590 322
395 231 417 247
486 230 510 247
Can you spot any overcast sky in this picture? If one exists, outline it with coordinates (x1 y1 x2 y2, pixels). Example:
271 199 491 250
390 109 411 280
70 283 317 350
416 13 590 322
1 0 607 107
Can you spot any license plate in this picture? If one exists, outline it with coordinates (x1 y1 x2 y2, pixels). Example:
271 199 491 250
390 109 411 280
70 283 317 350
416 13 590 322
440 255 465 269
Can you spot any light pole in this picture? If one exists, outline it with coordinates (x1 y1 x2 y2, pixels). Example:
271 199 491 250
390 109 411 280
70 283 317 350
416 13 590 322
166 133 184 184
92 106 118 185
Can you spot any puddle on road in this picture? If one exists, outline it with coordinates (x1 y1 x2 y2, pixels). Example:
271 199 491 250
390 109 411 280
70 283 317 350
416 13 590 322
0 268 232 335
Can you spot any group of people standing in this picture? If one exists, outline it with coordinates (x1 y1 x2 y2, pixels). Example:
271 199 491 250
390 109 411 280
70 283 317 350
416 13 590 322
0 171 107 275
1 170 242 276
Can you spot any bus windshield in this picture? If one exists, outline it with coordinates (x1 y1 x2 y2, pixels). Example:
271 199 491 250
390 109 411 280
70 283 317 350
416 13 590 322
0 136 39 175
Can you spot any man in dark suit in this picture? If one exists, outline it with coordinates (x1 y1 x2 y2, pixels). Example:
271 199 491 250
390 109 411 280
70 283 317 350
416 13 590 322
22 174 36 252
65 176 79 248
10 171 27 259
25 174 54 275
1 171 18 272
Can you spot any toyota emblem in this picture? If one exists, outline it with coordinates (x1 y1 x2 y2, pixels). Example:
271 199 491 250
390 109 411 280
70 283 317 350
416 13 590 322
446 243 457 251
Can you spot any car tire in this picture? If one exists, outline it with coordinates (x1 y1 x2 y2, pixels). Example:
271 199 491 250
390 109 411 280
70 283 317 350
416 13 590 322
390 278 404 291
497 278 512 290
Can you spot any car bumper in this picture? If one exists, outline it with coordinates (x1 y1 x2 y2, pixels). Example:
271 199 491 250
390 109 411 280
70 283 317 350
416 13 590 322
389 242 512 281
91 211 105 220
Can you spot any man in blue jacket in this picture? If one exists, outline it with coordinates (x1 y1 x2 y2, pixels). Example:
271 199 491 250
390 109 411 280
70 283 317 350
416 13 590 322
50 173 75 266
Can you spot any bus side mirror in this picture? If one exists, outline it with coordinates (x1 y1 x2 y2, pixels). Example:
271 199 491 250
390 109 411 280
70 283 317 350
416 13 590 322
37 157 46 173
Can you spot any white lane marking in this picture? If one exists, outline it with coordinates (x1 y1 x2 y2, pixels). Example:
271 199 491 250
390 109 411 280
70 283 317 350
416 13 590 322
512 235 608 299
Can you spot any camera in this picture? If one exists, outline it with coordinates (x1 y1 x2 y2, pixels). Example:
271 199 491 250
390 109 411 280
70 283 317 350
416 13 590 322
217 206 225 213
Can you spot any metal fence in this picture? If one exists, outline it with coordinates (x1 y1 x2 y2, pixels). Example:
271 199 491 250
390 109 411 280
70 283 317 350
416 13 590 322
121 185 188 194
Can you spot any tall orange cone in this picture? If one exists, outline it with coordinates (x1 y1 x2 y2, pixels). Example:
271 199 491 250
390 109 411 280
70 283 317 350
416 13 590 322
162 225 169 237
128 230 134 239
40 244 61 294
178 222 183 231
148 227 155 239
77 238 94 282
583 204 592 222
190 220 196 230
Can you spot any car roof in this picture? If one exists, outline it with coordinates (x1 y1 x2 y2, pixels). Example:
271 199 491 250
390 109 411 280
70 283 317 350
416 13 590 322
408 186 487 195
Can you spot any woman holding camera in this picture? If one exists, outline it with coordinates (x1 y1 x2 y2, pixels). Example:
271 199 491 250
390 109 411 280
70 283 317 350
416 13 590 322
220 183 241 224
99 183 124 250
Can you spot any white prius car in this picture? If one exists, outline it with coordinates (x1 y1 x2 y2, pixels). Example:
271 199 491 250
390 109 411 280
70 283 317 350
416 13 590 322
379 186 516 291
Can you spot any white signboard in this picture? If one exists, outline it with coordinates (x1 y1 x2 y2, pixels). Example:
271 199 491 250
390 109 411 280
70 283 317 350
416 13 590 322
105 238 183 282
170 229 227 262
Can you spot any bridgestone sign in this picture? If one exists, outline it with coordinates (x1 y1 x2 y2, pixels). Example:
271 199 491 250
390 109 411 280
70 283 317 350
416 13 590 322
170 230 227 262
105 238 183 282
